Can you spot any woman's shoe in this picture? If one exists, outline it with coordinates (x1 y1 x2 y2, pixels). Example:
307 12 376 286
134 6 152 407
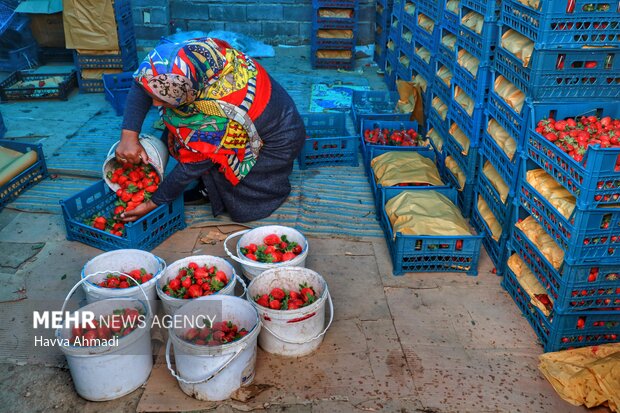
183 186 210 205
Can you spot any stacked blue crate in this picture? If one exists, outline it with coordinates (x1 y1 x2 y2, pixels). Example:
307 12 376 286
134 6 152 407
374 1 392 68
311 0 359 70
383 10 402 90
74 0 137 93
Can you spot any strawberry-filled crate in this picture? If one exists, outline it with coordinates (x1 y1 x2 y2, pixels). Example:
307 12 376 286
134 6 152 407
379 187 484 275
511 217 620 313
360 119 425 172
457 7 499 67
298 113 358 169
525 100 620 209
103 72 134 116
502 259 620 353
499 0 620 49
470 198 510 275
494 40 620 100
0 140 48 210
0 71 77 101
487 73 530 146
351 90 410 132
60 180 186 251
518 163 620 263
480 113 524 186
368 146 446 216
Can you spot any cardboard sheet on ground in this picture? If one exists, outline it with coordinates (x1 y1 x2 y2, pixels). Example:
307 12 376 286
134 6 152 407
539 343 620 412
386 190 471 236
0 146 38 187
308 83 369 113
63 0 119 50
371 151 443 187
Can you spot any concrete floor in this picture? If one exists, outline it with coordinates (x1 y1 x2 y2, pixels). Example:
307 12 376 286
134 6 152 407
0 47 608 412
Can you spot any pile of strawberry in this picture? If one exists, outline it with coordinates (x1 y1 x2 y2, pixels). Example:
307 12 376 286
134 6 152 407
535 115 620 163
182 321 249 346
363 127 423 147
241 234 303 263
254 284 316 310
71 307 143 346
97 268 154 289
86 162 161 236
163 262 229 299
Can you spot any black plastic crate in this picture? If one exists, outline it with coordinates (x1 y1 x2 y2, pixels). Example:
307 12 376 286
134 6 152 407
0 71 77 101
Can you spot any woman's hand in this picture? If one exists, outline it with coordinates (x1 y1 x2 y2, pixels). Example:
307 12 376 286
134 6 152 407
116 129 149 164
120 200 158 222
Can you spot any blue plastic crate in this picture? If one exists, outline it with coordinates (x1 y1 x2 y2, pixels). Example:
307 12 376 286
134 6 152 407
77 69 105 94
433 62 452 109
374 37 388 68
525 100 620 209
60 180 186 251
351 90 409 132
437 26 458 71
511 220 620 313
417 0 442 22
444 125 479 178
312 25 357 49
410 39 435 82
440 160 477 217
502 260 620 353
360 119 424 169
0 112 5 139
369 146 445 216
457 8 499 66
74 37 138 72
312 6 359 32
313 0 358 7
397 46 413 74
0 140 48 210
452 61 491 103
428 91 450 138
0 42 38 72
441 2 460 32
415 12 440 52
448 98 485 148
384 53 398 90
470 200 509 275
379 187 484 275
500 0 620 49
298 113 358 169
477 162 514 229
494 42 620 100
376 1 391 22
401 0 417 27
461 0 500 21
311 46 355 70
427 118 448 159
479 121 523 187
400 20 415 48
0 71 77 102
517 168 620 264
103 72 134 116
487 74 529 146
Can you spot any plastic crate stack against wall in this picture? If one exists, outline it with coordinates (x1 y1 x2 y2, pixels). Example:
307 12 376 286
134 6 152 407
383 0 402 90
496 0 620 353
74 0 138 93
374 0 394 68
311 0 359 70
0 5 39 72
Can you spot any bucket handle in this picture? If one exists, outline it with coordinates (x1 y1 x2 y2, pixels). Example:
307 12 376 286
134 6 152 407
155 255 167 277
261 289 334 345
224 230 294 269
234 272 248 299
61 271 153 320
165 337 247 385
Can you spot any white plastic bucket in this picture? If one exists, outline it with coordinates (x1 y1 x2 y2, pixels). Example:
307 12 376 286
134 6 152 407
156 255 245 316
247 266 333 357
81 249 166 304
56 274 154 401
166 296 261 401
103 133 169 191
224 225 309 280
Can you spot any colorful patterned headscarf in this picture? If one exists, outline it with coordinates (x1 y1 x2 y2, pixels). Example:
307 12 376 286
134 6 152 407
133 37 270 185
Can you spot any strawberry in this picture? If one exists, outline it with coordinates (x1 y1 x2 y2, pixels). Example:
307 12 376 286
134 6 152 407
182 277 192 289
292 245 303 255
188 284 202 298
255 294 270 307
270 288 286 301
215 271 228 284
282 252 296 261
168 278 181 291
300 283 315 303
246 253 257 261
269 300 281 310
263 234 281 246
